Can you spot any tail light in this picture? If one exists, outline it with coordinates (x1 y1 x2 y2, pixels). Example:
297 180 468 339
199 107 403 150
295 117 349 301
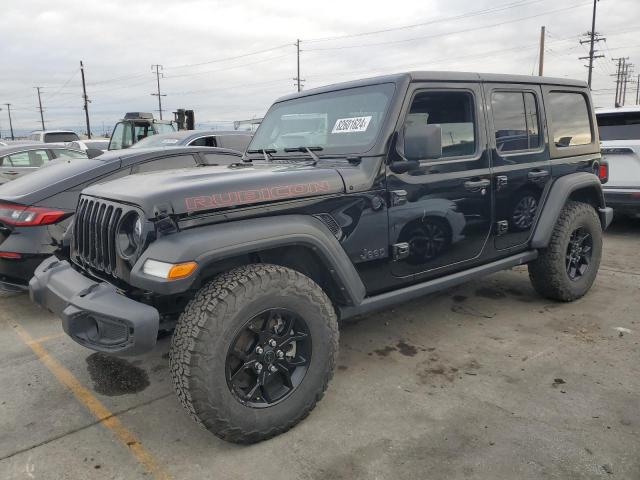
596 161 609 184
0 202 68 226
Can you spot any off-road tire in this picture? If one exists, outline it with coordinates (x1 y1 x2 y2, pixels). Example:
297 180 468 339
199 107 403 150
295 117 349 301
528 201 602 301
169 263 338 443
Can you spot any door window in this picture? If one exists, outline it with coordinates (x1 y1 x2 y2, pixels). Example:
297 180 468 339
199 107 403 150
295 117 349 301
134 155 197 173
491 91 541 153
5 150 49 167
52 149 87 159
109 122 129 150
406 91 476 158
547 92 593 147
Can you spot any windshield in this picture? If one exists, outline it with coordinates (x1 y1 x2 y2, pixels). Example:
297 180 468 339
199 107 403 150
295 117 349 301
597 112 640 141
154 122 176 134
248 83 395 155
44 132 79 143
130 135 182 149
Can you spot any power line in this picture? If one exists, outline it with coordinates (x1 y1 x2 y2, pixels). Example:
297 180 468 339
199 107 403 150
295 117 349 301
303 2 591 52
303 0 545 43
164 44 292 70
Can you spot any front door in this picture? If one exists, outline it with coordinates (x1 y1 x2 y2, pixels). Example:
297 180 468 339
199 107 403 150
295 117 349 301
388 84 493 278
484 84 551 250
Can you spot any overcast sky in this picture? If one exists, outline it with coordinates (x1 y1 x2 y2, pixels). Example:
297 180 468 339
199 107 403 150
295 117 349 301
1 0 638 135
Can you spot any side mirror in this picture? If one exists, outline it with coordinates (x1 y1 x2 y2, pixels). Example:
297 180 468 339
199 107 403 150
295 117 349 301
85 148 104 159
404 124 442 161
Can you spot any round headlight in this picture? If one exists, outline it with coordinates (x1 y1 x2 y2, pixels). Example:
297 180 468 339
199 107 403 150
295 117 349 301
117 212 142 259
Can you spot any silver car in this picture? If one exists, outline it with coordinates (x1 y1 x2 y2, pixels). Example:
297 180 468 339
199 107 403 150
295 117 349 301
0 144 87 184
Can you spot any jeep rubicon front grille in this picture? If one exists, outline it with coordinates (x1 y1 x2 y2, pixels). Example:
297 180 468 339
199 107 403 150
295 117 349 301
73 196 126 276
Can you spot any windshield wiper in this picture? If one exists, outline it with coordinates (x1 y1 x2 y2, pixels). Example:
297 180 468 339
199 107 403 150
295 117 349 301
246 148 277 162
283 146 323 163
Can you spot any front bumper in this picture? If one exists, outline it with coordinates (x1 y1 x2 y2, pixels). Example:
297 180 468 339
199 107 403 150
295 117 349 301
29 257 159 356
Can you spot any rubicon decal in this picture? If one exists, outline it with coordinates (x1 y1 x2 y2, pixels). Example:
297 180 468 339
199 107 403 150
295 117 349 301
185 181 332 211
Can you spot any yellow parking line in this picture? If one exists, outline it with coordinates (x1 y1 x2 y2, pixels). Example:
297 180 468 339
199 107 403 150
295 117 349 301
10 322 171 480
26 332 66 345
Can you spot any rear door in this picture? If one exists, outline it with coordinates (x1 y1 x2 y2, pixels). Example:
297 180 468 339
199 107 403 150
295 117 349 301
484 84 550 250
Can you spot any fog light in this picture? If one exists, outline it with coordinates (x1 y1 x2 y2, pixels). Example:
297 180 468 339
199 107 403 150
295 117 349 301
143 259 197 279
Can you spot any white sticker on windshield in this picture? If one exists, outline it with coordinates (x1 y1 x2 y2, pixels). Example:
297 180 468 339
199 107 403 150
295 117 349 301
331 116 372 134
161 139 179 144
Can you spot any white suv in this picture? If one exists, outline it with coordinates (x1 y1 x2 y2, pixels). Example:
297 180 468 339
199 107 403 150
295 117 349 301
28 130 80 144
596 106 640 218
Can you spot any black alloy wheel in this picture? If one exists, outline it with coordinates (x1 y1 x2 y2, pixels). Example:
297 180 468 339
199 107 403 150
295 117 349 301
226 308 312 408
512 195 538 230
565 227 593 281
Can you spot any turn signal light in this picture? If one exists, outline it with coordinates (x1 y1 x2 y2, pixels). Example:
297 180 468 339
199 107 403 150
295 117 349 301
0 202 68 226
0 251 21 259
143 259 197 280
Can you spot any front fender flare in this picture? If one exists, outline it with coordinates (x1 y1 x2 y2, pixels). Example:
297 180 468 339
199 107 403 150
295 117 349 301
129 215 366 305
531 172 612 249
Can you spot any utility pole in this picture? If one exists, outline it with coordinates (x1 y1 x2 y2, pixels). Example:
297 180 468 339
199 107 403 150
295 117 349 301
4 104 14 140
80 61 92 139
34 87 45 130
612 57 628 107
622 63 634 106
294 39 304 92
636 74 640 104
151 64 166 120
538 26 545 76
579 0 605 89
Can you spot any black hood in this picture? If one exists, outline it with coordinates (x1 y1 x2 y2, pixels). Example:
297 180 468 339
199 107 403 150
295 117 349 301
0 158 120 207
82 162 346 216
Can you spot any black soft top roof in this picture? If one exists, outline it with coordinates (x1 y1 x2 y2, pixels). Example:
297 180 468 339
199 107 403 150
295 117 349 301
275 71 588 103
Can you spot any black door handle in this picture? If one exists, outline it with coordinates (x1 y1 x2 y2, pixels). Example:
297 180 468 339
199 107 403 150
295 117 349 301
528 169 549 180
464 178 491 192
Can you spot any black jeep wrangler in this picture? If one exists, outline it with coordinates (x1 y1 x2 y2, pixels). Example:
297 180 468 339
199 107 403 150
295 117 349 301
30 72 612 443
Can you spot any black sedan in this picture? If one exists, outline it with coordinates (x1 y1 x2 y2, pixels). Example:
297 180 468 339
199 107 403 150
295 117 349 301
0 146 242 294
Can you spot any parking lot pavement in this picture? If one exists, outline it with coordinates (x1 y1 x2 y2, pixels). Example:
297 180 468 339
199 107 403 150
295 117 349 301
1 218 638 480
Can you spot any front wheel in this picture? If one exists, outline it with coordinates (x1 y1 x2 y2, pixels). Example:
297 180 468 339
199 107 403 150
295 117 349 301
170 264 338 443
528 201 602 301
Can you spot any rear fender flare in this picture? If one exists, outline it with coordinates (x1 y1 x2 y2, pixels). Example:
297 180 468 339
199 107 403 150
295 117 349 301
531 172 610 248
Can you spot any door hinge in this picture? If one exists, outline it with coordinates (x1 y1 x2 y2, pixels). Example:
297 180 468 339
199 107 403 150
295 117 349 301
392 242 410 261
496 220 509 235
390 190 407 206
496 175 508 191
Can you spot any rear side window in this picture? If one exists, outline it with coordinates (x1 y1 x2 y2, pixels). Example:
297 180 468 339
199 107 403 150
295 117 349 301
547 92 593 147
5 150 49 167
189 136 217 147
134 154 197 173
406 90 476 158
218 135 252 152
492 91 541 153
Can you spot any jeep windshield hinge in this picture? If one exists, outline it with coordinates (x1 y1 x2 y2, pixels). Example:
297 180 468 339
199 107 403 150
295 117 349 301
154 204 178 234
392 242 410 261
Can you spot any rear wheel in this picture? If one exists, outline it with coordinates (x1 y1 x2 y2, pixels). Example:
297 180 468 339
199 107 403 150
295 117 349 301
528 201 602 301
170 264 338 443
